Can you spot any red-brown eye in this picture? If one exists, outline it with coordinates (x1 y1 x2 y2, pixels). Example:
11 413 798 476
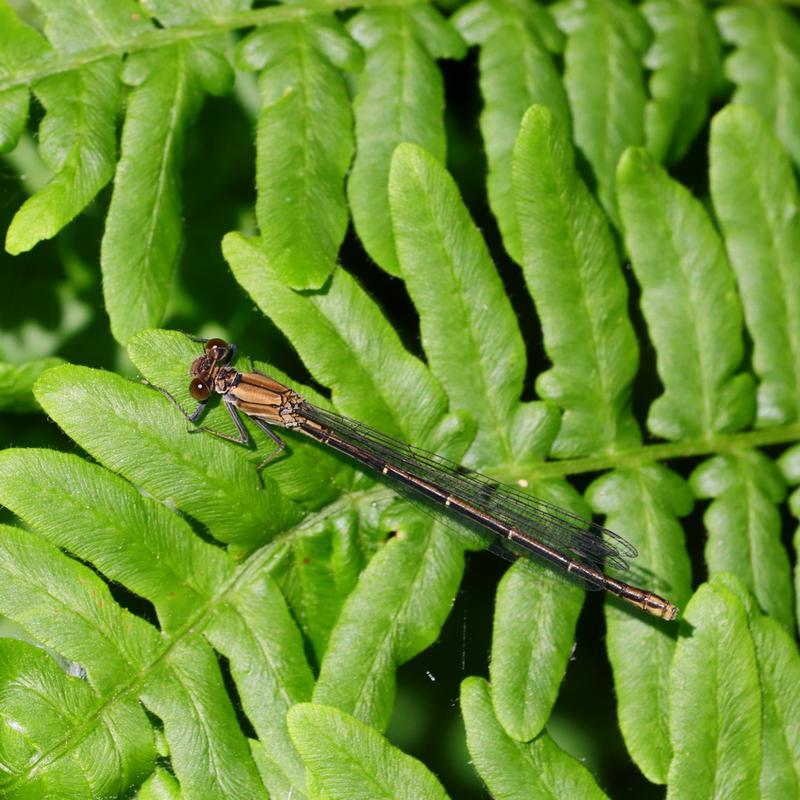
189 378 211 401
205 338 229 361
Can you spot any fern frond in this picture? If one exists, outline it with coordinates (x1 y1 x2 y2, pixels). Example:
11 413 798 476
287 702 450 799
551 0 651 224
667 575 761 797
710 105 800 427
0 630 153 798
346 5 465 274
461 676 608 798
0 356 62 411
0 441 312 798
1 1 395 342
237 16 356 290
3 1 800 798
389 142 543 466
101 42 218 343
642 0 722 164
513 105 640 455
452 0 569 262
716 4 800 168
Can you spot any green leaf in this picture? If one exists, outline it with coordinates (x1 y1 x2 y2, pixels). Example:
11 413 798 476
443 480 590 744
137 768 181 800
552 0 650 223
0 356 63 411
461 676 608 799
0 634 154 800
346 6 465 274
0 447 231 632
668 577 761 799
6 58 119 254
713 573 800 798
389 142 540 465
287 702 450 800
0 0 47 153
34 362 302 548
272 509 365 662
0 441 310 798
142 0 252 27
4 0 156 252
204 576 315 796
489 561 583 741
617 146 756 440
710 104 800 427
780 445 800 627
716 5 800 167
101 44 206 344
0 525 162 797
223 231 451 447
587 464 693 783
313 513 465 729
452 0 569 261
642 0 722 163
32 0 150 49
0 519 162 692
512 104 640 456
302 14 364 73
237 18 355 290
6 8 800 793
140 637 268 800
691 450 793 632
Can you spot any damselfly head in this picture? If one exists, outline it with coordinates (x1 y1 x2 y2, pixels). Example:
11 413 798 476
189 354 212 379
188 352 217 399
186 339 232 401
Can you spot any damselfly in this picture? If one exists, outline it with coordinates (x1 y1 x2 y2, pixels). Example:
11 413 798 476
155 337 678 621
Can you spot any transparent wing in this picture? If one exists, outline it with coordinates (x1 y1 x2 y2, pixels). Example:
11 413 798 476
298 403 636 578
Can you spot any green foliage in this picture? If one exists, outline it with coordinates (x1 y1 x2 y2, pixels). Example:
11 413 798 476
389 142 542 466
588 464 693 782
461 676 608 799
287 703 450 800
488 564 583 742
2 1 800 799
710 105 800 428
0 356 62 411
617 145 755 440
667 575 762 799
237 17 357 289
346 5 465 275
513 105 640 456
551 0 651 224
642 0 722 165
101 43 218 343
452 0 569 262
716 4 800 168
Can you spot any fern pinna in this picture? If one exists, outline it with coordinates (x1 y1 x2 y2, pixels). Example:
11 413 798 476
0 0 799 798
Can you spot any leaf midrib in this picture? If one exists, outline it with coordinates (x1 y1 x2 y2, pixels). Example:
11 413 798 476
0 0 417 93
499 422 800 481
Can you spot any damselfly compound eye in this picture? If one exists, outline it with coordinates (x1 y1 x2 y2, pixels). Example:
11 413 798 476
205 338 229 361
189 378 211 401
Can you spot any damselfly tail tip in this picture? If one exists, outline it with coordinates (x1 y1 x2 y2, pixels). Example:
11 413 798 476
663 603 679 622
648 596 679 621
635 590 679 621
